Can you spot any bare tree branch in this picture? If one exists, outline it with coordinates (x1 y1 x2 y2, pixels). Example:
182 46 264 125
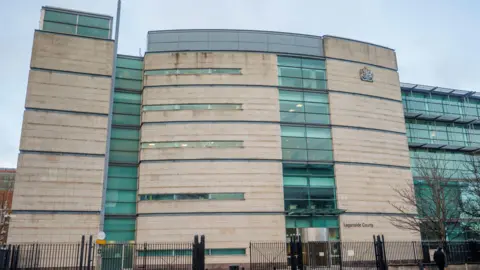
387 152 478 241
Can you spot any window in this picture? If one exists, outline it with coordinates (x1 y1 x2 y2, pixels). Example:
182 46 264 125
406 119 478 147
402 91 480 120
279 90 329 124
143 104 242 111
278 56 326 90
144 68 241 76
283 167 336 212
141 141 243 149
138 248 246 257
115 56 143 92
281 126 333 161
42 9 111 39
410 149 475 179
139 193 245 201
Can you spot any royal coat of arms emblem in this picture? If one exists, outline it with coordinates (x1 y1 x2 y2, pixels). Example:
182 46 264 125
359 67 374 82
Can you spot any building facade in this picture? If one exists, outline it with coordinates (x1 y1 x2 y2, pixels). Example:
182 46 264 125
8 4 479 265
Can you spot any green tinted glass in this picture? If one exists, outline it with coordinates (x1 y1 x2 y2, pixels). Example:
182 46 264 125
105 202 136 215
305 114 330 124
281 126 305 137
283 176 308 186
109 150 138 163
306 127 331 138
302 59 326 69
278 67 302 78
108 166 137 178
44 10 77 24
42 21 76 35
113 103 141 115
110 139 139 151
115 79 143 91
77 26 109 39
104 218 136 231
112 114 141 126
302 69 326 80
107 177 137 190
278 56 302 67
279 90 303 101
304 92 328 103
78 15 110 29
114 92 141 104
209 249 246 255
303 79 326 90
106 190 137 203
104 231 135 242
116 68 143 80
210 193 244 200
111 128 140 140
309 177 335 187
117 58 144 70
279 77 302 88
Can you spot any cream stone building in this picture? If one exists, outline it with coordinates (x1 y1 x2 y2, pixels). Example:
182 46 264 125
10 4 480 267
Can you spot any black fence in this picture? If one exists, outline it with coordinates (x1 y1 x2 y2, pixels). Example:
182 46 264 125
250 238 480 270
0 235 206 270
0 237 479 270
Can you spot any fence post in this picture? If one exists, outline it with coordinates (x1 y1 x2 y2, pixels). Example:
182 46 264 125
297 235 303 270
87 235 93 270
200 235 206 270
413 241 417 262
381 235 388 270
79 235 85 270
193 235 199 270
143 243 147 269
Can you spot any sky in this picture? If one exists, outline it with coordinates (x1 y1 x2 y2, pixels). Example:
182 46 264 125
0 0 479 168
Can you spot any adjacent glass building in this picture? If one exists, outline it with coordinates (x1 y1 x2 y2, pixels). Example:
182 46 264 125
8 5 479 267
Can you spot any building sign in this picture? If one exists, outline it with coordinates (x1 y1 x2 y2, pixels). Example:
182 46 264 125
343 223 374 228
359 67 374 82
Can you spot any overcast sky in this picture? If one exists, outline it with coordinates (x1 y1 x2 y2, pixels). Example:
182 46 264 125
0 0 479 168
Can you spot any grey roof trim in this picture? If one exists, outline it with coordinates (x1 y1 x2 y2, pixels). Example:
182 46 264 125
147 28 323 38
400 82 477 98
117 54 144 60
323 35 394 51
147 29 393 50
42 6 113 20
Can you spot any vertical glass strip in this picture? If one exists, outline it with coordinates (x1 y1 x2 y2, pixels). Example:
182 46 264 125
104 55 143 242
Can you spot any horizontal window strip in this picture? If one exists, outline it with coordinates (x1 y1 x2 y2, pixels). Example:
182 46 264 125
116 67 143 80
25 107 108 117
138 211 285 216
144 68 241 76
279 90 329 103
30 67 112 79
19 150 105 158
116 57 144 70
138 248 246 257
139 193 244 201
141 141 243 149
42 21 110 39
113 92 142 105
143 103 242 111
12 210 100 214
44 10 111 30
278 56 326 69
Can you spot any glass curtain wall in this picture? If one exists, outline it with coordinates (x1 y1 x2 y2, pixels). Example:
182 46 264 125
277 55 338 239
403 89 480 240
41 8 112 39
104 55 143 242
